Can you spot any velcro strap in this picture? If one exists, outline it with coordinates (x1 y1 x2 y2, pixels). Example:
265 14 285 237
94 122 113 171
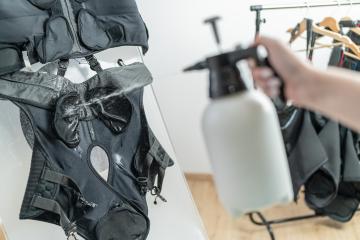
41 168 81 193
41 169 97 208
31 196 76 236
148 130 172 169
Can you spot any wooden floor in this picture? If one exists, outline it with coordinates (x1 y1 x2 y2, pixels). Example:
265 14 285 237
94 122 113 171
0 220 7 240
186 174 360 240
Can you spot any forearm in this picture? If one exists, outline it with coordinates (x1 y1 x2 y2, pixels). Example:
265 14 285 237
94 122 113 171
297 66 360 132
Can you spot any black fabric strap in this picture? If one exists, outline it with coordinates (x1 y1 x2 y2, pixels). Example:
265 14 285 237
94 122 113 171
306 19 313 60
41 169 97 208
57 59 69 77
85 55 102 73
31 196 77 236
42 169 81 193
143 129 173 204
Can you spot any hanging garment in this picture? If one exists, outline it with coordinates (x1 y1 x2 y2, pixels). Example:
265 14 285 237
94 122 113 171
305 30 360 222
0 0 149 75
279 109 338 202
0 61 173 240
278 105 359 222
278 29 360 222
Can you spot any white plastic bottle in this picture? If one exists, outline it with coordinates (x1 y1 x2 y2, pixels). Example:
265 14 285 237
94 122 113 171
201 52 294 217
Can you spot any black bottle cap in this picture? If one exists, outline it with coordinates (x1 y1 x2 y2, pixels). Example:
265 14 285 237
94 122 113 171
207 53 248 99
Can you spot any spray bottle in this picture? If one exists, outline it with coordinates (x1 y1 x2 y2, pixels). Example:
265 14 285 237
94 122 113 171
184 17 293 216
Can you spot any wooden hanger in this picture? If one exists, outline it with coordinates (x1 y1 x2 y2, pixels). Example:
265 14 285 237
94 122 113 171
287 19 307 44
311 22 360 58
287 19 360 58
318 17 341 33
295 42 360 61
341 16 360 36
288 17 341 43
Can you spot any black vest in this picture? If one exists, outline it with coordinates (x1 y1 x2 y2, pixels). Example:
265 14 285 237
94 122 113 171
0 62 173 240
0 0 149 75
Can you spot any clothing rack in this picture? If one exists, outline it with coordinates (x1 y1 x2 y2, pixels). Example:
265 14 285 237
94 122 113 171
250 0 360 36
248 1 360 239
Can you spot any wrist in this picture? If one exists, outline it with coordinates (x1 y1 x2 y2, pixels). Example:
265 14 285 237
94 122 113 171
286 64 318 107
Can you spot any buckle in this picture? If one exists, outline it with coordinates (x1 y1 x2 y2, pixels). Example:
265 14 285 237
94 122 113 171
67 231 80 240
57 59 69 76
58 59 69 70
151 186 167 205
137 177 149 195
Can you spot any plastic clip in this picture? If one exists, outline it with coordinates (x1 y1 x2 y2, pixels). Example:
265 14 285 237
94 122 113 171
137 177 149 195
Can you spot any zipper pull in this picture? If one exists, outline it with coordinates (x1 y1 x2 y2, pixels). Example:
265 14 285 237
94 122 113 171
151 187 167 205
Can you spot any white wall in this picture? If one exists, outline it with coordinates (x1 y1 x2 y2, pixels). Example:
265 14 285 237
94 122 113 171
137 0 360 173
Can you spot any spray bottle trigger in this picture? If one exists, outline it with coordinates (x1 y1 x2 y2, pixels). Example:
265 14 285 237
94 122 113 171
253 45 287 107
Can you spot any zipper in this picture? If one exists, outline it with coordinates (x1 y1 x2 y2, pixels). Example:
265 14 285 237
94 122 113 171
60 0 82 53
87 121 96 141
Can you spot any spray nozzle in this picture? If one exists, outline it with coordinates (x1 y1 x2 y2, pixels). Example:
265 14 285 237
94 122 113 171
183 46 269 73
184 15 286 106
183 61 208 72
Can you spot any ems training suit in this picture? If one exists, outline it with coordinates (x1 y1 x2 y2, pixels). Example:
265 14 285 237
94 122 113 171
0 62 174 240
0 0 149 75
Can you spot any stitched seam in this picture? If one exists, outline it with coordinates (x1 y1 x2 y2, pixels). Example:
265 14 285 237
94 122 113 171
0 76 59 91
0 14 48 21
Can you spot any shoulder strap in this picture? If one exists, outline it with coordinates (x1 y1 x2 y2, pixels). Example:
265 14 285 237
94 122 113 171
139 127 174 204
85 55 103 73
0 71 65 109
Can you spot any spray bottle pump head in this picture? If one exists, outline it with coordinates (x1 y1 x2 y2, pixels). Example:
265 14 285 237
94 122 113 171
183 45 270 99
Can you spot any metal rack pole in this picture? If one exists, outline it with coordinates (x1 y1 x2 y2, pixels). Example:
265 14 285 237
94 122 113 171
250 0 360 35
248 1 360 239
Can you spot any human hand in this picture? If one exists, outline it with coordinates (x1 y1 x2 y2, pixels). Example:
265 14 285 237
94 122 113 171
250 36 313 106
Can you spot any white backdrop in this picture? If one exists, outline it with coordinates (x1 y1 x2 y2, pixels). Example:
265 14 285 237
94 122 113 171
136 0 360 173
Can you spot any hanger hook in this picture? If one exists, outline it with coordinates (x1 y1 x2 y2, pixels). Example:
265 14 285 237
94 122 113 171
331 0 341 16
304 0 310 18
346 0 353 15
